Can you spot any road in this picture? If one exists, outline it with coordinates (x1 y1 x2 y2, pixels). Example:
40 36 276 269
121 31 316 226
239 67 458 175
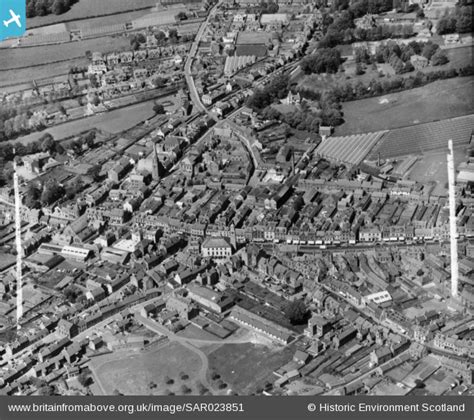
184 2 221 119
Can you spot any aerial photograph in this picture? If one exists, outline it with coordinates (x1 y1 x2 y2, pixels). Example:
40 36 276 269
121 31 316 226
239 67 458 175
0 0 472 403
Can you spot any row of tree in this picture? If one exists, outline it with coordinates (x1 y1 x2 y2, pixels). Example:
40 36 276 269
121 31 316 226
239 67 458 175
328 65 473 103
437 6 473 35
319 8 414 48
26 0 79 17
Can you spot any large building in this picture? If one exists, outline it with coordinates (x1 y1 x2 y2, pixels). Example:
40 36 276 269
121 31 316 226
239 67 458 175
201 237 233 259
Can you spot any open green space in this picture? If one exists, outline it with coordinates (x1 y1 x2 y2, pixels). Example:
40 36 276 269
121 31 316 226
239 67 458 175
27 0 159 28
0 37 130 71
15 100 157 144
335 77 474 135
91 341 202 395
206 343 294 395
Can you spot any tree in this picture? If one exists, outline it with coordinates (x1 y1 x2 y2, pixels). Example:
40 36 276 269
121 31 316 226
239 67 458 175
300 48 343 74
41 179 64 206
64 286 80 302
77 372 90 387
52 0 66 15
284 300 308 325
176 11 187 21
355 62 365 75
24 184 42 209
153 103 165 115
38 385 55 396
40 133 55 153
430 49 449 66
180 385 192 394
421 42 439 60
35 0 49 16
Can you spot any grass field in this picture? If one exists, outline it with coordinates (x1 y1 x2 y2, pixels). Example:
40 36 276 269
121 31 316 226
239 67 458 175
206 343 294 395
15 100 157 144
91 342 202 395
406 147 467 188
0 37 130 71
335 77 474 135
27 0 159 28
0 59 87 88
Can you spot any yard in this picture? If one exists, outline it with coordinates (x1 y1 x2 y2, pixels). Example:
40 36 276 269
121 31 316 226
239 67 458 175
206 343 294 395
90 341 203 395
27 0 159 28
15 100 157 144
335 77 474 135
405 147 468 188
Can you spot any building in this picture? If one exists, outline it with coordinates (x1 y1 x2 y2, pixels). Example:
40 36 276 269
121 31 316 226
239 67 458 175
410 54 429 70
201 237 233 259
187 284 234 313
230 306 293 344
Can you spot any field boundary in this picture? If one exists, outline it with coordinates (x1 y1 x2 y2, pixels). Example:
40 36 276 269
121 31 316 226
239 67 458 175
27 6 156 30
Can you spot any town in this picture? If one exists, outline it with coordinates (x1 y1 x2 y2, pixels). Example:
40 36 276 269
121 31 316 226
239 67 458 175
0 0 472 399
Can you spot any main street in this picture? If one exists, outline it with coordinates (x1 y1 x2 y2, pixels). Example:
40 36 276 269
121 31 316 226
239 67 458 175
184 2 221 119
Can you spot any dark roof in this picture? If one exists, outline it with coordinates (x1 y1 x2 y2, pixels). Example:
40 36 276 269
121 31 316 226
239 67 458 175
236 44 267 57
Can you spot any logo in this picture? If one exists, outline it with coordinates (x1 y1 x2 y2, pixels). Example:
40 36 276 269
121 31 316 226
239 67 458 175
0 0 26 41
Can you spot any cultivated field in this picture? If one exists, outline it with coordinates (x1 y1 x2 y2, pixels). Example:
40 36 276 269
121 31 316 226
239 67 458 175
368 114 474 159
15 100 157 144
27 0 159 28
206 343 294 395
91 341 203 395
336 77 474 135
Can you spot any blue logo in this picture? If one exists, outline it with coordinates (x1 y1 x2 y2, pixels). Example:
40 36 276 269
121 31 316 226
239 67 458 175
0 0 26 41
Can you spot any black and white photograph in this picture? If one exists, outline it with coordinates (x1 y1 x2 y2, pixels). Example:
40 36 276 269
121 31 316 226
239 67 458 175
0 0 472 419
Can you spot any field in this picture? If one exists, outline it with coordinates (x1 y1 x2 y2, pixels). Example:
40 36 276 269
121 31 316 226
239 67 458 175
206 343 294 395
27 0 159 28
405 147 467 188
0 59 86 88
90 341 203 395
336 77 474 135
15 100 157 144
0 37 130 71
368 114 474 159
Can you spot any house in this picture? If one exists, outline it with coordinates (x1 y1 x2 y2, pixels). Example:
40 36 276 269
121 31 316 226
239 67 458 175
57 319 78 339
293 350 310 365
370 347 392 365
166 293 198 320
410 54 428 70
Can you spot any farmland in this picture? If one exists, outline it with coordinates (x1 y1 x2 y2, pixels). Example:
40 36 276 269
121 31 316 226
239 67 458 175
368 114 474 159
15 100 157 144
206 343 294 395
336 77 474 135
27 0 159 28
